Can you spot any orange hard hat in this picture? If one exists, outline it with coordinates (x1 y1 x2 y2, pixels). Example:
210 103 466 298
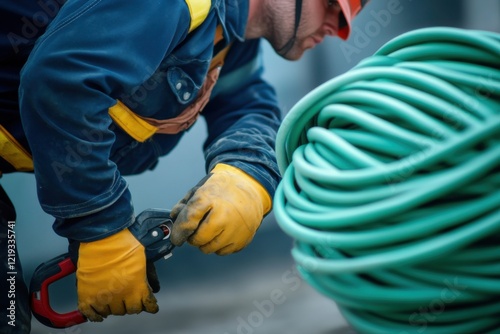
279 0 368 55
337 0 368 40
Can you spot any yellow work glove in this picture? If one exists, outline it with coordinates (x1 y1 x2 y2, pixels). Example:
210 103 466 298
170 163 272 255
76 228 158 322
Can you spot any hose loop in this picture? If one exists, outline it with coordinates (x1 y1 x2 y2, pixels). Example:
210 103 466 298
274 27 500 333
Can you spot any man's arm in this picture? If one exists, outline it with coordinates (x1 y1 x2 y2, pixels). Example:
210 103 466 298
170 39 282 255
204 39 282 197
18 0 195 321
19 0 191 240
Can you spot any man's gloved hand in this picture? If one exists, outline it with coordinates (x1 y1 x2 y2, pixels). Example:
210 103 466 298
76 228 159 322
170 163 272 255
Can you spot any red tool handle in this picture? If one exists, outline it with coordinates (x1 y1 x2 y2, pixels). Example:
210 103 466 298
30 209 174 328
29 253 87 328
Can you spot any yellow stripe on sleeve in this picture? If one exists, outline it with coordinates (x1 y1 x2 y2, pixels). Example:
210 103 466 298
0 125 34 171
185 0 211 32
109 100 157 142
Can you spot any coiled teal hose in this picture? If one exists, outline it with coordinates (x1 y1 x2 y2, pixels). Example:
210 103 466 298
274 27 500 333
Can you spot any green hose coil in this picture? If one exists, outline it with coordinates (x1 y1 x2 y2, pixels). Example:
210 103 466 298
274 27 500 333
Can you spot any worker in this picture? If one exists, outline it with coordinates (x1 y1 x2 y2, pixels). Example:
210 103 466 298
0 0 367 332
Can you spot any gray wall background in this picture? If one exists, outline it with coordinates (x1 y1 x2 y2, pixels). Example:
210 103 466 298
2 1 499 333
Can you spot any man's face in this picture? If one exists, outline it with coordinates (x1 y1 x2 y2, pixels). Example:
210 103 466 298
273 0 343 60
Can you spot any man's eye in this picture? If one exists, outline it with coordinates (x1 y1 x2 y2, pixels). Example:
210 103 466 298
327 0 336 7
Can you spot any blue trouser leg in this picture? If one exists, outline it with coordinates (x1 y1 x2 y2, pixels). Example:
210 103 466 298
0 185 31 333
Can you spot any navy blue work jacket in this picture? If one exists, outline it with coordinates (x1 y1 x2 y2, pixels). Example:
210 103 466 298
0 0 282 241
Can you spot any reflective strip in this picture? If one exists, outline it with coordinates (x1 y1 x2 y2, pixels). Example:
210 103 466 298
108 101 157 142
185 0 211 32
0 125 33 171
